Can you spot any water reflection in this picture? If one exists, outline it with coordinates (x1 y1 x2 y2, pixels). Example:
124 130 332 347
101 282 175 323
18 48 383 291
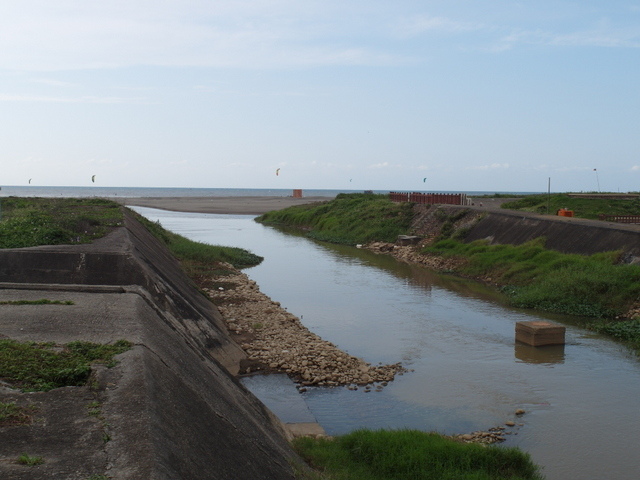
514 343 566 365
132 207 640 480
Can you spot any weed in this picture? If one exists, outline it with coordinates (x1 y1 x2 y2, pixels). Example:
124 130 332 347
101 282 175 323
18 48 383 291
0 197 123 248
87 475 110 480
17 453 44 466
0 299 74 305
0 401 34 426
293 428 543 480
0 339 132 392
87 401 102 416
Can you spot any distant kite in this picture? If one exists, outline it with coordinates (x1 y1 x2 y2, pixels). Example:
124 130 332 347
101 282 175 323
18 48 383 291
91 175 96 183
28 178 32 184
275 168 280 176
423 177 427 182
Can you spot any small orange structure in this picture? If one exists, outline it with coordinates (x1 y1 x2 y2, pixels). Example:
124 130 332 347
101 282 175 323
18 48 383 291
557 208 574 217
516 321 566 347
292 189 303 198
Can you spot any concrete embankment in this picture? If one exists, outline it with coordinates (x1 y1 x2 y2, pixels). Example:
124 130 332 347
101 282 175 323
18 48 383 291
0 210 307 479
415 204 640 259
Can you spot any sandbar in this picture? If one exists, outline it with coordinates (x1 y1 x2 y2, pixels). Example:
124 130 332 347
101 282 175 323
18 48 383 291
116 195 333 215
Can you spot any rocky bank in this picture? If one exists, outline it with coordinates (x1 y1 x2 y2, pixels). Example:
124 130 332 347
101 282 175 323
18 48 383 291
206 266 407 390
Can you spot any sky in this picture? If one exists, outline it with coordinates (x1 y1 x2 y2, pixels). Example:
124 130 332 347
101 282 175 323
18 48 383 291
1 1 639 193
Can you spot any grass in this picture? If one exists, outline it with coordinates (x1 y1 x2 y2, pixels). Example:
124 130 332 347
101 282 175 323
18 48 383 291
256 193 414 245
0 401 35 426
0 339 132 392
0 197 123 248
17 453 44 466
423 238 640 318
501 193 640 219
0 299 74 305
132 210 263 282
293 429 543 480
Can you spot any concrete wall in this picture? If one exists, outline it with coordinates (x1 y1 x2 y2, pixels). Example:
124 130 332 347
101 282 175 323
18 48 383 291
463 208 640 258
0 210 306 479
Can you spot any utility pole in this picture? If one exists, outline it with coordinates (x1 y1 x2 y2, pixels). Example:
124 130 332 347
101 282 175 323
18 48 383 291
594 168 600 192
547 177 551 214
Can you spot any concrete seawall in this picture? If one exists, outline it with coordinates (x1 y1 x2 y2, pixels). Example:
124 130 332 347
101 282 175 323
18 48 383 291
419 205 640 259
0 210 307 479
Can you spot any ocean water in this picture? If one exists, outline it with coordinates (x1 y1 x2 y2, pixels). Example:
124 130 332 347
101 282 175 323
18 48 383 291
0 185 541 198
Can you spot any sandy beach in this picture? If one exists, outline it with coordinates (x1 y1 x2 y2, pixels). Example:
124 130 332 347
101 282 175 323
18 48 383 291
117 195 334 215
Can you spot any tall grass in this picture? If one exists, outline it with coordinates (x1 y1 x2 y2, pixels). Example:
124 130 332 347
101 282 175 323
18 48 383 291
293 429 543 480
423 238 640 319
256 193 414 245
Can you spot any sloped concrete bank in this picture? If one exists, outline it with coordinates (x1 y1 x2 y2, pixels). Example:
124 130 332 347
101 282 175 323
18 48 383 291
0 210 308 479
414 205 640 259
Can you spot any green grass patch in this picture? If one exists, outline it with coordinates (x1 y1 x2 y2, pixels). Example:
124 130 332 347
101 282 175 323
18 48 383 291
501 193 640 219
588 318 640 351
0 339 132 392
0 401 35 426
132 211 263 272
293 429 543 480
17 453 44 466
256 193 414 245
0 299 74 305
0 197 123 248
423 238 640 320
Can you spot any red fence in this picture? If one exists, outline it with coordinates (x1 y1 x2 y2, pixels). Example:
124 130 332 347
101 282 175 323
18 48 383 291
599 214 640 224
389 192 468 206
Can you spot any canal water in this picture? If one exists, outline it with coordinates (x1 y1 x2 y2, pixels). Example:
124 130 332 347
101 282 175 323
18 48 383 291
133 207 640 480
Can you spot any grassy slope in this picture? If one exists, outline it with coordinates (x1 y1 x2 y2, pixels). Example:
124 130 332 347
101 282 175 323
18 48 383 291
256 193 414 245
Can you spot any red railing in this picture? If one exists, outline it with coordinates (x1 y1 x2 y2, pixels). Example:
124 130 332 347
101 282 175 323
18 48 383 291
389 192 468 206
599 214 640 224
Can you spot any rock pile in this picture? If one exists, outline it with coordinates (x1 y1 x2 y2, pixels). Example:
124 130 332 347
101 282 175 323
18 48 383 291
207 268 407 388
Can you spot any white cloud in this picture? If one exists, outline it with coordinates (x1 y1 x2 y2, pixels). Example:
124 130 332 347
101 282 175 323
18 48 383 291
0 94 148 103
631 165 640 171
466 163 510 171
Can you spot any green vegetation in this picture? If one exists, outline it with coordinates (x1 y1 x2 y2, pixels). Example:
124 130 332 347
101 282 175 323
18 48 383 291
293 429 543 480
17 453 44 466
0 299 74 305
256 193 414 245
501 193 640 219
0 197 123 248
132 211 263 281
0 401 34 426
0 339 132 392
589 318 640 351
423 238 640 319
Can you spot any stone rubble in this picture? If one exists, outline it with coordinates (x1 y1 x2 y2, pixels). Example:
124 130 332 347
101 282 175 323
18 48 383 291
206 266 407 388
207 262 528 444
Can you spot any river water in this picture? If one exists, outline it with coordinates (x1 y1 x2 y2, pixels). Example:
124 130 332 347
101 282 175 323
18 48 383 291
133 207 640 480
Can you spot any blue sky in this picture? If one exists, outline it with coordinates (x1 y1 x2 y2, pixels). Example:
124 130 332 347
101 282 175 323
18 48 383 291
1 1 639 193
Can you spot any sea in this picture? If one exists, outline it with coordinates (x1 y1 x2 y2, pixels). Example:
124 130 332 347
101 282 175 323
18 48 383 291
0 185 541 199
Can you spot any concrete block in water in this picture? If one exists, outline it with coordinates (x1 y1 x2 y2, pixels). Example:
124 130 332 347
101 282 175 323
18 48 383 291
515 321 566 346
